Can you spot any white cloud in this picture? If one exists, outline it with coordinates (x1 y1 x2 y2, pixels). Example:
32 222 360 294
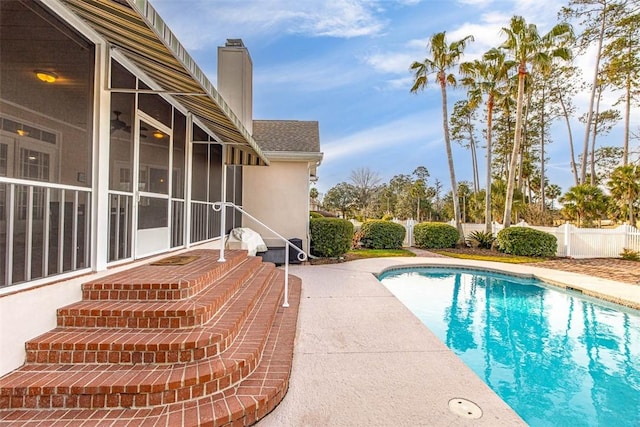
361 0 566 82
253 54 365 92
148 0 422 49
457 0 493 6
364 51 416 74
322 112 441 162
379 76 415 91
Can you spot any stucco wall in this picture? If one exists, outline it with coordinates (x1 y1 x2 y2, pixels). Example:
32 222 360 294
0 277 83 376
242 161 310 251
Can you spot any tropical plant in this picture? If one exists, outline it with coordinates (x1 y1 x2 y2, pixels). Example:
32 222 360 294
410 31 473 244
500 16 572 228
466 230 495 249
620 248 640 261
560 184 608 227
546 184 562 210
309 187 319 201
461 48 515 233
607 164 640 226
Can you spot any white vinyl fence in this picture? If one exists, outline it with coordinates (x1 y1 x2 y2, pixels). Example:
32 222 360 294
396 219 640 259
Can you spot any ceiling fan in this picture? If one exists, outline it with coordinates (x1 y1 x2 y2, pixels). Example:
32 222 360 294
110 111 148 138
110 111 131 134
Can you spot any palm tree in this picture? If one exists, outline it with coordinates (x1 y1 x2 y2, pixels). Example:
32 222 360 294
608 165 640 226
411 31 473 243
461 48 514 233
560 184 607 227
500 16 572 228
546 184 562 210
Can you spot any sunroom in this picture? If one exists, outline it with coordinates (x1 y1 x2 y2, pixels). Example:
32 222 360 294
0 0 268 292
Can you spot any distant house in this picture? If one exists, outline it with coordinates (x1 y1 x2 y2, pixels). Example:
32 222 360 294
0 0 321 376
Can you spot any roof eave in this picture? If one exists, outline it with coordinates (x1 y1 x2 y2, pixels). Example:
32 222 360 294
62 0 269 166
263 151 323 164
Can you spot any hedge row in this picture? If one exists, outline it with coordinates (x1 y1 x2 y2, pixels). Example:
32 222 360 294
413 222 459 249
359 220 406 249
309 217 354 257
496 227 557 257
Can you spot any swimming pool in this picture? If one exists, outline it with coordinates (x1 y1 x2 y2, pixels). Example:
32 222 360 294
379 267 640 427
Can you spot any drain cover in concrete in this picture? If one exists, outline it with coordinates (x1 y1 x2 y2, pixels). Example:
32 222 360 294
448 398 483 419
151 255 200 266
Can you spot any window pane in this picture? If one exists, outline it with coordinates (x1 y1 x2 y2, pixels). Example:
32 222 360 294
1 1 94 188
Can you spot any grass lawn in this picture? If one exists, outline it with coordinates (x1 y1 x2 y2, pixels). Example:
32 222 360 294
346 249 416 259
433 249 547 264
310 247 549 265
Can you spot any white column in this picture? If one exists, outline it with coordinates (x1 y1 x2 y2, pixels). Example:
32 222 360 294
218 145 227 262
184 113 194 248
92 43 112 272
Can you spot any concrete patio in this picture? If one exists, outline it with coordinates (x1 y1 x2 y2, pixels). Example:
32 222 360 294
259 256 640 426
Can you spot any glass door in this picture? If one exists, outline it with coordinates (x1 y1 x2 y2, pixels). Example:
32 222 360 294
135 117 171 257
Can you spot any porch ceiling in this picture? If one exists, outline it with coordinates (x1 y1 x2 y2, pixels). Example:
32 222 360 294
61 0 268 166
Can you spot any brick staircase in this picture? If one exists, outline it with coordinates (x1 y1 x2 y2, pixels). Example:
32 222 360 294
0 249 301 426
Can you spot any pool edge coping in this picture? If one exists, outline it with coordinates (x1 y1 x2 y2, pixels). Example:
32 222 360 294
374 260 640 312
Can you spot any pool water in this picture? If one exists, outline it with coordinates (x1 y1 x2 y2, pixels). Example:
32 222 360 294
379 267 640 427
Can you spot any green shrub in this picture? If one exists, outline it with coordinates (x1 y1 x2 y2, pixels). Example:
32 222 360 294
621 248 640 261
466 230 495 249
381 213 394 221
413 222 459 249
310 217 354 257
359 220 406 249
309 211 324 219
496 227 557 257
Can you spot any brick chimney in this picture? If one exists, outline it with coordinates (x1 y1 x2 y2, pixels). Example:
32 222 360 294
217 39 253 134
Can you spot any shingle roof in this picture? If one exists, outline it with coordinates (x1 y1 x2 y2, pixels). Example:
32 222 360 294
252 120 320 153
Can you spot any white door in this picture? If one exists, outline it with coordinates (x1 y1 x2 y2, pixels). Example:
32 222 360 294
135 116 172 257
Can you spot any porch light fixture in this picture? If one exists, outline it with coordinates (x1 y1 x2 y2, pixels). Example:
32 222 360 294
34 70 58 83
153 130 164 139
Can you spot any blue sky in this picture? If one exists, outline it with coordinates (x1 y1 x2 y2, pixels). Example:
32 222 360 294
148 0 637 197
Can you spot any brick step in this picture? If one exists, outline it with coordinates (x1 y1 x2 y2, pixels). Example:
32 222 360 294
57 257 264 329
0 269 287 410
25 263 277 365
81 249 248 301
0 276 301 426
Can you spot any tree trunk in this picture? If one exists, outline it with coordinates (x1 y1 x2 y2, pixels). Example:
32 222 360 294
439 74 464 243
484 96 494 234
589 85 602 186
580 6 607 184
540 85 546 211
558 89 579 186
503 62 527 228
623 66 631 166
465 115 480 194
469 121 480 194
